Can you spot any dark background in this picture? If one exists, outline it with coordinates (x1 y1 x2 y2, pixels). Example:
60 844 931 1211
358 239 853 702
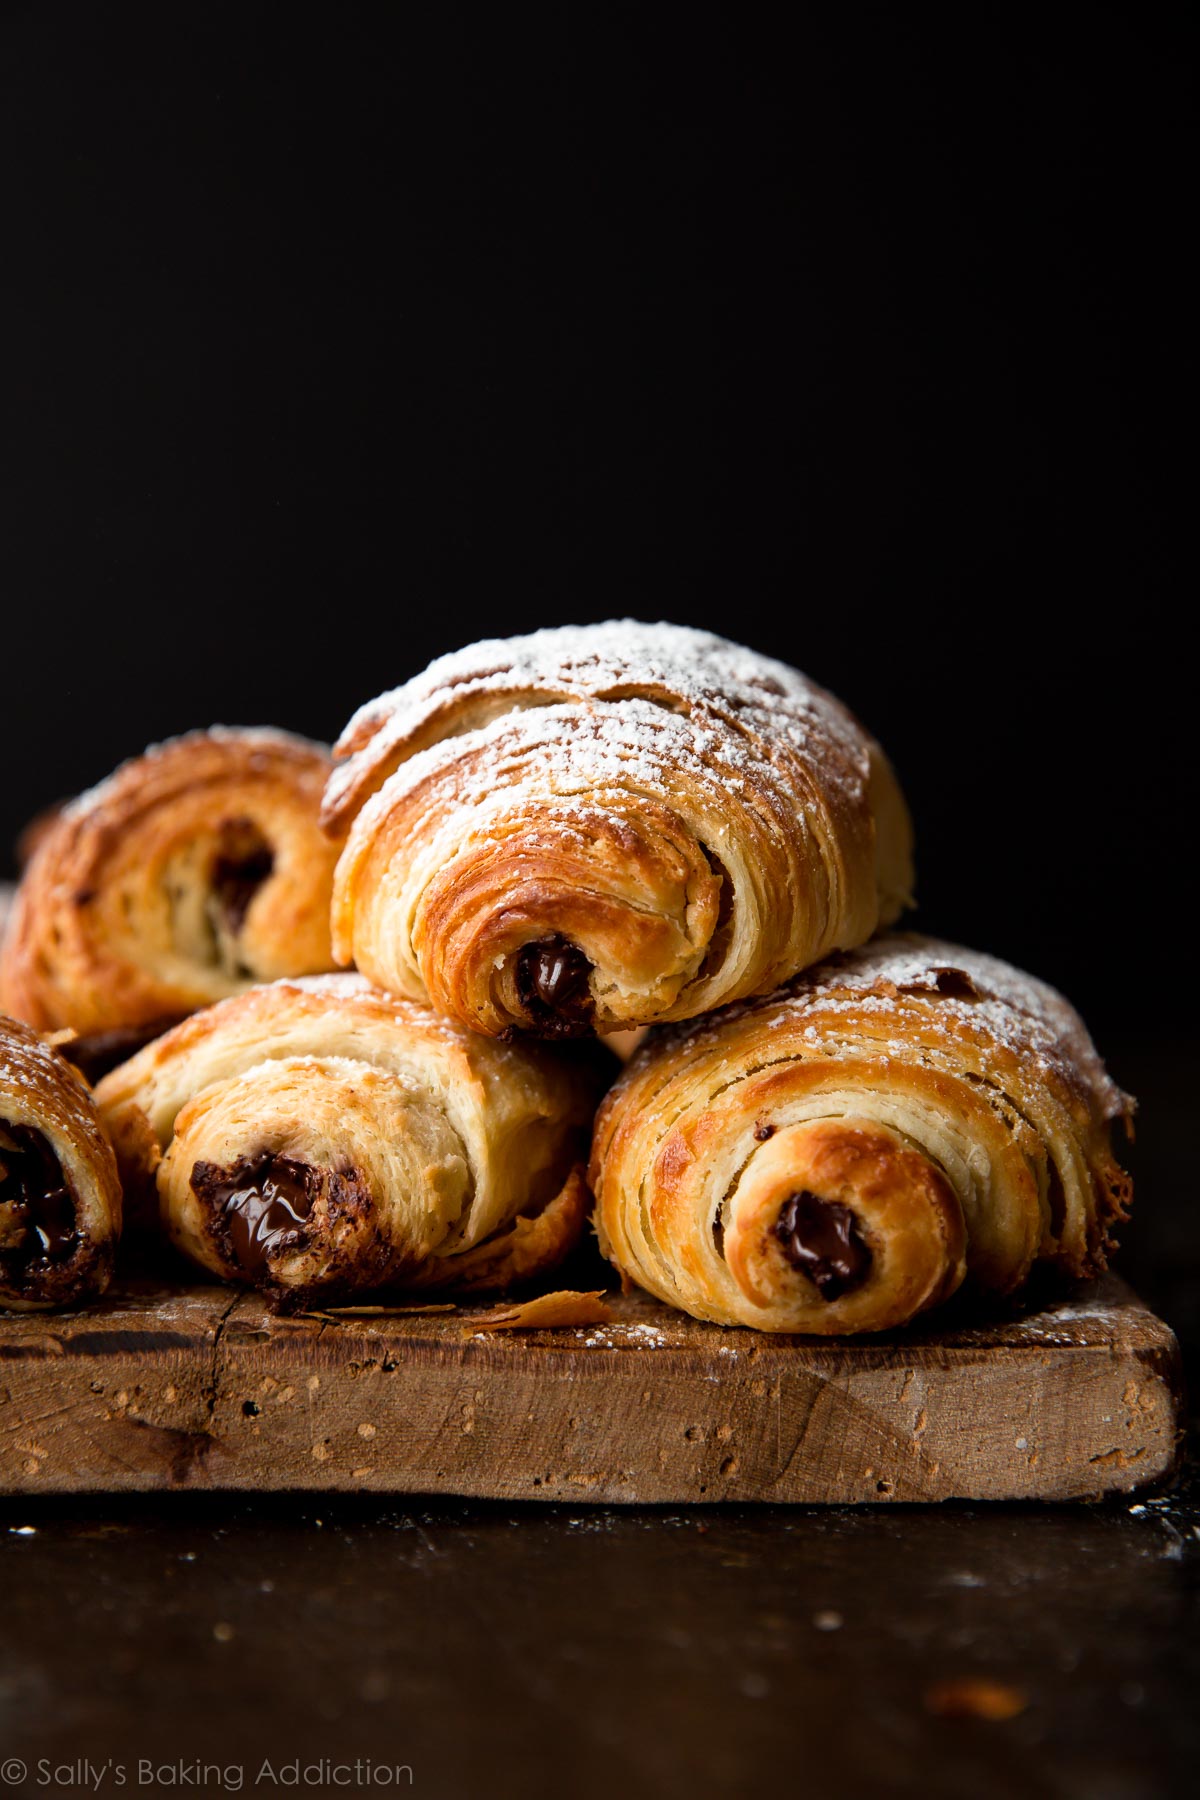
2 10 1190 1019
1 14 1191 1041
2 23 1198 1797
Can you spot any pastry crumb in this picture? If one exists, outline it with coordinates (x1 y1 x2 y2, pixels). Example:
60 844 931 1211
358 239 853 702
470 1290 614 1330
923 1678 1027 1720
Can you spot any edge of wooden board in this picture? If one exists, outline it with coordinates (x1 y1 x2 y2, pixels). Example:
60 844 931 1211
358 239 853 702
0 1274 1185 1503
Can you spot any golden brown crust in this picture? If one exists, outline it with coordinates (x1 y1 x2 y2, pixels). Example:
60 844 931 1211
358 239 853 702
722 1119 966 1324
0 730 342 1036
469 1286 613 1329
94 974 600 1311
0 1013 121 1311
590 934 1133 1334
323 623 914 1037
405 1165 591 1295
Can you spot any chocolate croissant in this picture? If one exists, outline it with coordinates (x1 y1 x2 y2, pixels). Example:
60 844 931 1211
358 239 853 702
590 935 1133 1335
0 730 342 1074
94 974 600 1311
1 1012 121 1310
322 622 914 1039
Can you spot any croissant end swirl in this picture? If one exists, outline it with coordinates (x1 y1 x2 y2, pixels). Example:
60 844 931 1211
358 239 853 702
322 623 914 1039
1 1013 121 1310
0 730 342 1067
94 974 600 1311
590 935 1133 1335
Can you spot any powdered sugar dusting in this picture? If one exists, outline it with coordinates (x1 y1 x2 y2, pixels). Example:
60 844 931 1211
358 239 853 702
274 972 377 1000
341 620 840 740
655 932 1130 1123
1 1012 89 1100
352 695 806 839
326 620 876 824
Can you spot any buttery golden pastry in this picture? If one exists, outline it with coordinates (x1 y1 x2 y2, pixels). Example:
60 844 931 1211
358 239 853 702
1 1012 121 1310
94 974 600 1311
322 622 914 1039
0 730 342 1071
590 935 1133 1335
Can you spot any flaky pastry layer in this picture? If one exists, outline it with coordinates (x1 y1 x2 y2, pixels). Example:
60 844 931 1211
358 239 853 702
1 729 342 1039
1 1013 121 1310
95 974 600 1310
323 623 914 1037
590 935 1133 1334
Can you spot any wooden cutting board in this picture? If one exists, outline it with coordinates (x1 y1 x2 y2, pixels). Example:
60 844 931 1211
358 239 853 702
0 1273 1182 1502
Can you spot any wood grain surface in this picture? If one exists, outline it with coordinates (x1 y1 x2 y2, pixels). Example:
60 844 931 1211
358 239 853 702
0 1274 1183 1502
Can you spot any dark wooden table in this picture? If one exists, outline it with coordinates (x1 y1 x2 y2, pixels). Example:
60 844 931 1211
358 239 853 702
2 1467 1197 1800
2 1040 1196 1800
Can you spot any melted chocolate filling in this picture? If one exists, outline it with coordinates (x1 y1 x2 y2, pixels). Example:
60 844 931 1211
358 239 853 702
191 1154 318 1277
211 820 275 933
774 1190 872 1300
0 1124 80 1267
516 935 595 1037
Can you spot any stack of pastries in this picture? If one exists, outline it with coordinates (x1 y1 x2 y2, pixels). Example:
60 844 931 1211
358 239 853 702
0 625 1132 1332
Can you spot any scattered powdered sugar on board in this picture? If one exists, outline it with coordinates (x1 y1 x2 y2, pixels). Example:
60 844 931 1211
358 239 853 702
574 1320 672 1349
1036 1300 1129 1323
993 1295 1132 1344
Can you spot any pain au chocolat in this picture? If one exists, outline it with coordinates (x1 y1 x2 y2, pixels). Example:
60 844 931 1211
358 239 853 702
0 729 342 1078
322 622 914 1040
589 935 1133 1335
94 974 601 1312
1 1012 121 1310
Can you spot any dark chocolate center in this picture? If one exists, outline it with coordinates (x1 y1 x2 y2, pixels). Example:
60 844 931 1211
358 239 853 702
211 820 275 933
191 1154 318 1277
0 1123 80 1267
774 1190 872 1300
515 935 595 1037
